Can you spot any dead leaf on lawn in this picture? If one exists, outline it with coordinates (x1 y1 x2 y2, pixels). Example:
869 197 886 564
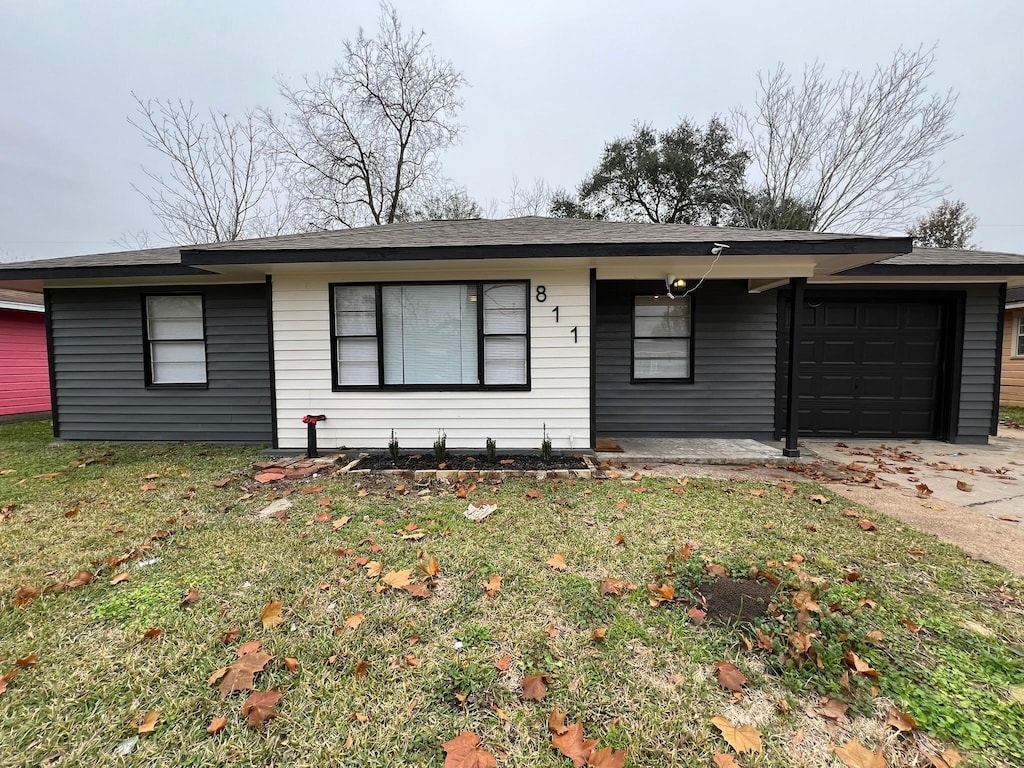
442 731 498 768
524 488 544 499
140 483 159 492
550 721 597 768
713 754 741 768
344 613 365 630
600 578 626 597
886 708 917 732
15 655 37 667
137 709 159 735
858 519 879 531
207 716 228 734
260 601 284 629
834 739 887 768
590 626 607 641
647 582 675 606
548 707 569 734
820 697 849 721
180 588 200 607
714 662 748 694
481 574 502 597
916 483 933 498
110 573 130 585
807 494 829 504
956 480 973 492
354 658 370 678
240 689 282 730
611 533 626 546
382 569 414 590
546 552 568 571
284 657 299 673
587 746 627 768
143 628 164 640
495 654 512 671
521 673 549 701
844 650 880 678
215 649 274 698
364 560 384 577
403 583 431 598
711 716 762 754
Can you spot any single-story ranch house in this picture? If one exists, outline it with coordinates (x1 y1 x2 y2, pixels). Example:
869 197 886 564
1 217 1022 456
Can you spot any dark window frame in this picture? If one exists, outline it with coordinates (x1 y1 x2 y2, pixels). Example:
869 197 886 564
141 292 209 389
630 293 695 385
1016 314 1024 358
329 280 531 392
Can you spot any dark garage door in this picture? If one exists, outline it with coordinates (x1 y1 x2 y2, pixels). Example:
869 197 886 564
779 297 947 438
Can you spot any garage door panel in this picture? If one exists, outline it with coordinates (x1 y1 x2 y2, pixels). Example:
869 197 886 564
782 297 946 438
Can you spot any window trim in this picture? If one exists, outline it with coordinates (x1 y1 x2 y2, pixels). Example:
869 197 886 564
141 292 210 389
329 280 531 392
630 293 695 384
1015 313 1024 358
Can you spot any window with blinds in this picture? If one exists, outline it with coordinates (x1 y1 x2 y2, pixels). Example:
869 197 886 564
632 295 693 381
144 295 207 386
331 282 529 390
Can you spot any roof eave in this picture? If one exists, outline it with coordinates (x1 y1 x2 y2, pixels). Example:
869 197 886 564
841 264 1024 277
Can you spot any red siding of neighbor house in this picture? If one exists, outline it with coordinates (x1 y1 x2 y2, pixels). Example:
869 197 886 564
0 308 51 416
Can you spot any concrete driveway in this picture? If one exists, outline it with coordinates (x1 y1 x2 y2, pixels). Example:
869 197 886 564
804 430 1024 575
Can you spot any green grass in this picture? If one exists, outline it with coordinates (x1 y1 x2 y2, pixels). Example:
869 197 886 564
1 420 1022 766
999 405 1024 429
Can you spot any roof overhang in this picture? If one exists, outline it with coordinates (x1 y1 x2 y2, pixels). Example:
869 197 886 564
0 300 43 313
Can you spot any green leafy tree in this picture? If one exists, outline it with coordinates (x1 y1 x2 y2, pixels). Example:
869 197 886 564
907 199 978 248
395 186 482 221
727 189 815 230
554 118 748 225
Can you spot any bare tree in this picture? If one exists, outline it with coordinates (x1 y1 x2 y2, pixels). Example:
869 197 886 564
129 94 298 244
265 2 465 229
505 176 554 217
908 199 978 248
732 46 959 233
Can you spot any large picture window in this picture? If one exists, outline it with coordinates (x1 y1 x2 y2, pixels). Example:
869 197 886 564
331 281 529 390
143 294 207 386
632 295 693 382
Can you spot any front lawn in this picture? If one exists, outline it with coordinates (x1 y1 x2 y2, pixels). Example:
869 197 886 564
1 421 1021 767
999 405 1024 429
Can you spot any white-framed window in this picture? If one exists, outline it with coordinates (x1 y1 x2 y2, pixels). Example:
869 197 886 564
1015 314 1024 358
632 295 693 382
331 281 529 390
143 294 207 386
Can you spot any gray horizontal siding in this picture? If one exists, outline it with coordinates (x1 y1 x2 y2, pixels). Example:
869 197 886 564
50 284 272 443
957 284 1001 442
595 280 777 438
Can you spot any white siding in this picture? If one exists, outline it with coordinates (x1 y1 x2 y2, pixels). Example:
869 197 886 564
271 265 590 450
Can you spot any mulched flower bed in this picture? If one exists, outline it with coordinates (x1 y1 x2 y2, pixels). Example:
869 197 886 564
357 453 589 471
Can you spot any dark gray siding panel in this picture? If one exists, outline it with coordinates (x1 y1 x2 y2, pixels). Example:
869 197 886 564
957 284 1001 442
50 284 272 443
595 280 777 438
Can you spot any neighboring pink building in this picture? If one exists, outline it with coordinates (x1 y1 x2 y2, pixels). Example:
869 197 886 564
0 289 51 418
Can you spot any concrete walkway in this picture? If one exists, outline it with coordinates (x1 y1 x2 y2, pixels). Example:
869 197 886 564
595 437 805 465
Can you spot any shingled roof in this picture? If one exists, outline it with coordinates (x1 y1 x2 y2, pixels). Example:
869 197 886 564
0 217 910 279
843 245 1024 276
0 288 44 307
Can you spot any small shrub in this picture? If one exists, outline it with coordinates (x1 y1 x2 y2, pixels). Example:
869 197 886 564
388 430 400 463
485 437 496 464
434 430 448 463
540 423 552 463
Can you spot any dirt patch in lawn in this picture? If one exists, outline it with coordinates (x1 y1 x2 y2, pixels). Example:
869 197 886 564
696 577 777 624
357 453 589 471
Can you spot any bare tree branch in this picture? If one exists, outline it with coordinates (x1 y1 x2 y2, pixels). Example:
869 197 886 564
128 93 299 243
264 1 465 229
505 176 554 217
731 46 959 233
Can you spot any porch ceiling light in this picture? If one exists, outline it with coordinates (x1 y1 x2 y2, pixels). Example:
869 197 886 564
665 274 687 298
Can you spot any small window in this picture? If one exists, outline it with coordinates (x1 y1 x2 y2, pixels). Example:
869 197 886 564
144 295 207 386
1016 315 1024 358
331 281 529 390
633 295 693 381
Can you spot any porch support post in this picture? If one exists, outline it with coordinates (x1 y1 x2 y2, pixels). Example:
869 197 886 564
783 277 806 457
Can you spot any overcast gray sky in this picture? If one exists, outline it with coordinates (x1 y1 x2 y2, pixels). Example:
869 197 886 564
2 0 1022 260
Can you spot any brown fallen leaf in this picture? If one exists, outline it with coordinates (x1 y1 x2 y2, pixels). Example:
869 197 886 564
212 478 232 488
688 607 707 624
344 612 365 630
15 654 38 667
807 494 829 504
551 721 597 767
713 754 741 768
494 654 512 672
65 570 94 589
821 697 849 720
916 483 933 498
216 650 274 698
834 739 887 768
364 560 384 577
382 569 414 590
481 574 502 597
587 746 627 768
546 552 568 571
354 658 370 678
524 488 544 499
140 483 159 492
600 578 626 597
442 730 498 768
590 626 607 641
886 708 916 732
206 715 228 734
110 572 131 585
240 689 282 730
710 716 762 754
955 480 973 492
844 650 880 678
143 627 164 640
137 709 160 735
260 601 284 629
284 657 299 673
403 583 431 599
421 556 441 578
521 673 550 701
180 588 201 607
715 662 748 694
548 707 570 734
